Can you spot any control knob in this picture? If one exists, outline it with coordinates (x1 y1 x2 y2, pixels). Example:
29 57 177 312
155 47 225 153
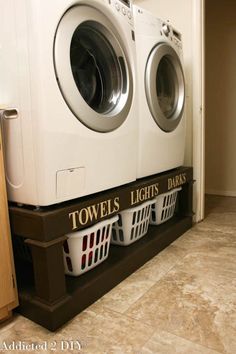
162 23 170 36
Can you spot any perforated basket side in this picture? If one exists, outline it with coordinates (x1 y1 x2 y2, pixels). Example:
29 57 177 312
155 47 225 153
112 199 154 246
63 215 118 276
150 187 181 225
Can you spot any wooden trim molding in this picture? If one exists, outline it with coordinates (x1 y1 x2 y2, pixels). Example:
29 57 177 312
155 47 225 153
0 128 18 317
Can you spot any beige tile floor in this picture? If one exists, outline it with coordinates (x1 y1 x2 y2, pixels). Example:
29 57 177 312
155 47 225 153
0 195 236 353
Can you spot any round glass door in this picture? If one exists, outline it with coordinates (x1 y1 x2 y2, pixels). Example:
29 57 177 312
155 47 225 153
54 5 133 132
145 43 185 132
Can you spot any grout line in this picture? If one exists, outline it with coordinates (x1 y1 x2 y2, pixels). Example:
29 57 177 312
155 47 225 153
154 328 225 354
122 252 191 317
85 304 157 351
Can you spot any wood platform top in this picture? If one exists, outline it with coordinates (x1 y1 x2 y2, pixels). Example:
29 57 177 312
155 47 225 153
9 166 193 241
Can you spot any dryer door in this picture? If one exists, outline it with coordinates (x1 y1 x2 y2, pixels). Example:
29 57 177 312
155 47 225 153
54 5 133 132
145 43 185 132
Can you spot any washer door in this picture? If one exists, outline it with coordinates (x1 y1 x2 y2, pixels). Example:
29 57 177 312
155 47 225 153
145 43 185 132
54 5 133 132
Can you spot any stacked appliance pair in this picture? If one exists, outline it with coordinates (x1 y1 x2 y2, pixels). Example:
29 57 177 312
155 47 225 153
0 0 186 208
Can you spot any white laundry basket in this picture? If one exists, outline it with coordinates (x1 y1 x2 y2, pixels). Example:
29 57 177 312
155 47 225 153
150 187 182 225
111 200 154 246
63 215 118 276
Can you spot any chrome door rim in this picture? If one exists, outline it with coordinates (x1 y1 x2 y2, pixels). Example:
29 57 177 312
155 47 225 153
145 43 185 132
54 5 133 132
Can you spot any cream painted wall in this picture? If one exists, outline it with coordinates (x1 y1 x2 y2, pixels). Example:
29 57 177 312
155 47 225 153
134 0 194 166
205 0 236 196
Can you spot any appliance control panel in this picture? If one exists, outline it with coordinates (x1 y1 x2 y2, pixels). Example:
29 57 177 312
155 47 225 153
161 22 182 49
109 0 133 25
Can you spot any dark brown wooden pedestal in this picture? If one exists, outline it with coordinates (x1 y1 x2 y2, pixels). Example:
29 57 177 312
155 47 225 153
10 167 193 331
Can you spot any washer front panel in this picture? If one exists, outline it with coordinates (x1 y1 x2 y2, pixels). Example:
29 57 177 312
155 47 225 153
54 5 133 132
145 43 185 132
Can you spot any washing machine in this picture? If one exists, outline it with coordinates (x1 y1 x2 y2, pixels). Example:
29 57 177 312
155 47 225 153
133 5 186 179
0 0 137 206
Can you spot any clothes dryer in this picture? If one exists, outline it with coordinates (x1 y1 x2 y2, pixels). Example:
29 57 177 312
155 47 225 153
0 0 137 206
133 5 186 178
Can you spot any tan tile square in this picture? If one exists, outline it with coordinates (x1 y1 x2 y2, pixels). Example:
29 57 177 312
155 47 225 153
0 307 154 354
141 329 223 354
69 306 155 354
95 273 155 314
135 245 186 282
173 227 236 254
205 195 236 215
196 213 236 234
0 315 53 354
126 252 236 354
95 245 185 314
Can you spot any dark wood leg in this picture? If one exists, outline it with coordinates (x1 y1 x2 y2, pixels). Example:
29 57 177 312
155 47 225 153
178 180 194 217
25 236 68 305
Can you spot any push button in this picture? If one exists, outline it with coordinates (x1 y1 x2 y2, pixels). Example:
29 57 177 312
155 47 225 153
115 2 120 11
162 24 171 36
127 10 132 19
122 7 126 15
